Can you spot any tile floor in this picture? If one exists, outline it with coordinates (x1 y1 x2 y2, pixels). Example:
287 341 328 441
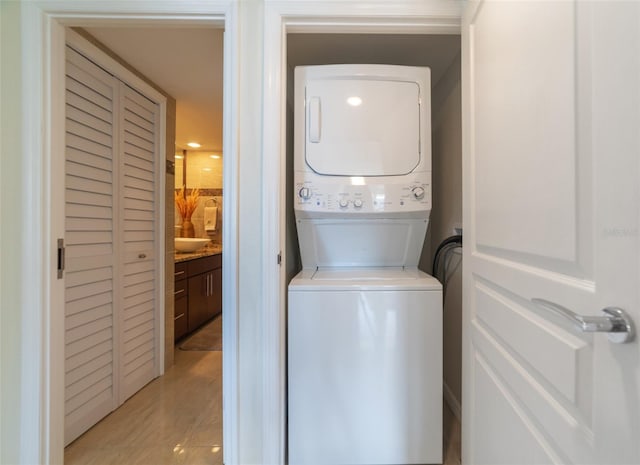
65 350 223 465
65 348 461 465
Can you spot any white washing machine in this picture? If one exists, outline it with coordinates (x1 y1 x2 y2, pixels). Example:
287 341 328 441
288 65 442 465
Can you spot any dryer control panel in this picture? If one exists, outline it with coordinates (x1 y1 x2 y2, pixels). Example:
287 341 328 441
294 172 431 215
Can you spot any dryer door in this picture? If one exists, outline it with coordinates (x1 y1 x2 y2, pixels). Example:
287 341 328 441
305 78 421 176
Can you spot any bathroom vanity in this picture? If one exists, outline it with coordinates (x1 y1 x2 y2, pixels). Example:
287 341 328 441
174 248 222 341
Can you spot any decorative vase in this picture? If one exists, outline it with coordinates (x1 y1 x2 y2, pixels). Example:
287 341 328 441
180 219 195 238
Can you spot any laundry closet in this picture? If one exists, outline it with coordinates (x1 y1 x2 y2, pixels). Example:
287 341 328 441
284 32 463 459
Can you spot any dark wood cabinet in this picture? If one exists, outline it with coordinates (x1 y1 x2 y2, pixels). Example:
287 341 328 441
174 254 222 342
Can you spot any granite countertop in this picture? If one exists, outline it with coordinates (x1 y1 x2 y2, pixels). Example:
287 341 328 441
175 244 223 263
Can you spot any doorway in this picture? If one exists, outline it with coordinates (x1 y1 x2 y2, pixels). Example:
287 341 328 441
260 4 464 462
60 24 225 458
19 5 239 464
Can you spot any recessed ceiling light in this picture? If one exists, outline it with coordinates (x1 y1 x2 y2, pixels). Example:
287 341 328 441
210 154 221 159
202 168 212 172
347 96 362 106
175 154 184 159
187 142 201 148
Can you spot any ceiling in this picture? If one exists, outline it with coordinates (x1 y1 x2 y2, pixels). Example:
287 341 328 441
84 26 224 153
81 29 460 155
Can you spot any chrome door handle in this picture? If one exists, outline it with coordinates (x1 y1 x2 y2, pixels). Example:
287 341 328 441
531 298 635 344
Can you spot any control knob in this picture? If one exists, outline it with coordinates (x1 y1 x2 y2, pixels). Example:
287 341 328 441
298 187 312 200
412 186 425 200
353 199 363 208
338 199 349 208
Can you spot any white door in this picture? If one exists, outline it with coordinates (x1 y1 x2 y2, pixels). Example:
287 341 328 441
462 2 639 465
64 46 119 445
64 42 161 444
117 82 159 403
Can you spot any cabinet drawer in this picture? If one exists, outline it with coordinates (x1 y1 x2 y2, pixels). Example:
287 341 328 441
174 262 187 281
174 296 188 341
187 254 222 276
174 278 187 296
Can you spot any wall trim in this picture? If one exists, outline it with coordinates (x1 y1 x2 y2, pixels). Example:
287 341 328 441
19 2 239 464
261 2 463 464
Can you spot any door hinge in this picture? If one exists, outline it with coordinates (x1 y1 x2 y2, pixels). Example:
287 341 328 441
277 252 282 266
57 238 65 279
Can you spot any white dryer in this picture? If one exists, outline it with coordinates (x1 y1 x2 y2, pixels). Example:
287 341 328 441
288 65 442 465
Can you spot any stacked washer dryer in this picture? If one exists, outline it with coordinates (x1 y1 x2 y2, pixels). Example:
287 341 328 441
288 64 442 465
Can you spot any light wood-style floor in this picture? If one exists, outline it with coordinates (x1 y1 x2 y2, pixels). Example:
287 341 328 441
65 350 223 465
65 348 461 465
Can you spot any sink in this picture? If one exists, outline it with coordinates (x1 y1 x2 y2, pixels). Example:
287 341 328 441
175 238 210 253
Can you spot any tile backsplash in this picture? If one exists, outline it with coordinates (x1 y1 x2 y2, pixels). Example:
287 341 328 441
175 150 223 190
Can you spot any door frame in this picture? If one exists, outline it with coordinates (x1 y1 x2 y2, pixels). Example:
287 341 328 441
261 2 462 462
19 2 239 464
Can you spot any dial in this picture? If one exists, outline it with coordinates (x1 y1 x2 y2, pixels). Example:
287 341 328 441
298 187 311 200
353 199 363 208
338 199 349 208
412 186 425 200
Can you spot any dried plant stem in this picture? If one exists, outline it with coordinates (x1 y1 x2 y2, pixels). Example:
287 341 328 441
175 186 200 220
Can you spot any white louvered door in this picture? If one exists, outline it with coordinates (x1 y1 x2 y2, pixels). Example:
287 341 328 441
118 83 159 403
64 44 160 445
64 46 118 446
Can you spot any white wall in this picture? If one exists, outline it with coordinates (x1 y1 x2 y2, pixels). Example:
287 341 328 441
0 2 24 464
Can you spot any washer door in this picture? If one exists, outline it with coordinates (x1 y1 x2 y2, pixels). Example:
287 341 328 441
305 78 421 176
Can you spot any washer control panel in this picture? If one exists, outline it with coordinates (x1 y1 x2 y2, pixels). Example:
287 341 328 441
294 173 431 214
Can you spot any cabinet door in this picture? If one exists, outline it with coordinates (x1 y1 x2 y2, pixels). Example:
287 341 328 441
188 273 210 331
212 267 223 318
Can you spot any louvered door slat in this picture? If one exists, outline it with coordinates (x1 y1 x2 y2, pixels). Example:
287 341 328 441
66 340 112 374
124 299 155 321
124 92 155 119
66 49 113 98
67 106 112 134
66 304 112 331
66 190 113 209
123 114 154 142
66 80 112 113
66 132 112 158
125 270 155 287
64 45 117 446
67 146 111 171
66 160 112 184
124 144 153 170
124 109 154 133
